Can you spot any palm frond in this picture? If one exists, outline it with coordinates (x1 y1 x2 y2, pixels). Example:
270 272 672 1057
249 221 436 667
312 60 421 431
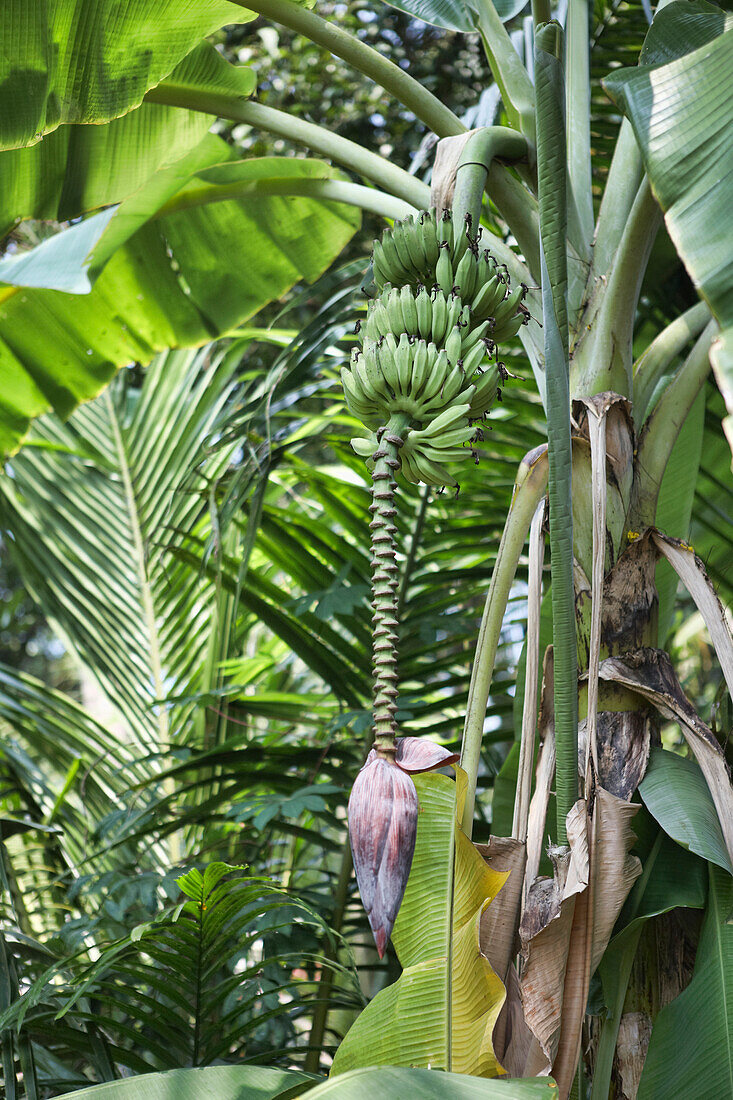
0 347 240 749
0 863 358 1083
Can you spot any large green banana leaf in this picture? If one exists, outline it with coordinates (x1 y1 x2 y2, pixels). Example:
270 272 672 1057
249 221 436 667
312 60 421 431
0 44 255 231
0 142 360 456
331 770 508 1076
603 1 733 455
308 1067 558 1097
56 1065 314 1099
56 1065 559 1099
639 748 733 875
0 0 248 149
638 865 733 1098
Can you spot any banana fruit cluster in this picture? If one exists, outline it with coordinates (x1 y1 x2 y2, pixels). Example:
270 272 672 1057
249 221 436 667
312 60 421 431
342 209 526 487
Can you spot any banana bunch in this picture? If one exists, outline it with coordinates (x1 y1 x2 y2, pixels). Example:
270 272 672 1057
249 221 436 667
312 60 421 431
370 209 526 346
342 209 526 487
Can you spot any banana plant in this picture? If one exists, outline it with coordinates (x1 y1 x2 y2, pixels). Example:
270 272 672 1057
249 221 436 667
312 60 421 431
1 0 732 1097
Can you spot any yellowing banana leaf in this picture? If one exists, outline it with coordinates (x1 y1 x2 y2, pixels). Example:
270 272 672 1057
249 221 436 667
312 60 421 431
0 1 248 149
331 770 508 1077
0 144 360 456
0 44 256 231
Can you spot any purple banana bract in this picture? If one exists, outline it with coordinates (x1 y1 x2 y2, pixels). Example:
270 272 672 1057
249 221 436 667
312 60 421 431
348 738 459 956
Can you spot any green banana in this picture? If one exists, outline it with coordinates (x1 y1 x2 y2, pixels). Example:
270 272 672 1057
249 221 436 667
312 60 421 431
400 285 418 333
343 208 525 491
416 286 433 341
453 248 478 300
392 221 416 275
421 212 440 269
445 325 463 365
430 291 449 345
404 218 428 274
435 245 454 296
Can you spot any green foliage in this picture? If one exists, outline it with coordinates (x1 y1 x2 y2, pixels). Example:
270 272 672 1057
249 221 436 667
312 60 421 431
0 1 242 148
1 863 350 1083
0 0 731 1093
638 865 733 1098
639 747 733 874
306 1066 559 1097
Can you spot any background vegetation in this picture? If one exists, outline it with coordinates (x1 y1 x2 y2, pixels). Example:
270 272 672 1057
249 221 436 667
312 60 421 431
0 0 730 1097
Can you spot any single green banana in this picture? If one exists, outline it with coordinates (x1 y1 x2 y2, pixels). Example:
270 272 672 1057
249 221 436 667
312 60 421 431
416 402 473 438
445 325 463 365
400 285 419 333
395 334 413 396
404 219 429 275
416 286 433 341
392 221 416 276
437 210 453 249
462 341 487 376
421 443 468 464
384 288 403 335
435 245 454 296
409 339 430 399
371 240 390 287
451 213 473 265
470 275 504 321
423 347 451 401
454 249 478 301
430 292 448 345
445 294 465 333
351 435 377 458
421 212 440 270
439 360 468 404
460 319 491 353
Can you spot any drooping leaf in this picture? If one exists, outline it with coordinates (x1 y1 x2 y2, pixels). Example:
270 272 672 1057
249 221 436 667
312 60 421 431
598 648 733 869
0 43 256 230
0 1 249 149
639 747 733 874
603 4 733 456
638 865 733 1098
593 809 708 1099
378 0 528 34
332 770 508 1076
0 146 360 455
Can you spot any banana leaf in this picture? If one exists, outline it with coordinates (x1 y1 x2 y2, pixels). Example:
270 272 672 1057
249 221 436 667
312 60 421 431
638 864 733 1098
308 1066 558 1097
0 43 256 231
331 770 508 1076
55 1065 314 1099
603 1 733 457
0 0 247 149
0 144 360 456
